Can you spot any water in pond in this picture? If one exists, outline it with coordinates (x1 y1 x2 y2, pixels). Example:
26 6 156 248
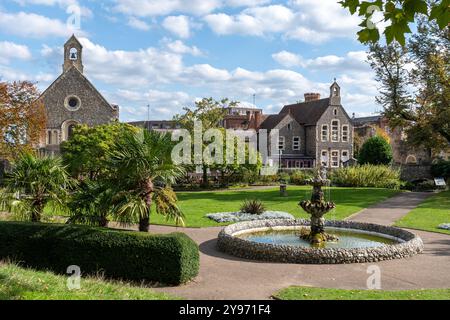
238 227 399 249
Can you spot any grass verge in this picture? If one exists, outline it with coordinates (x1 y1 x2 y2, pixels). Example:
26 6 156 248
395 190 450 235
0 262 179 300
274 286 450 300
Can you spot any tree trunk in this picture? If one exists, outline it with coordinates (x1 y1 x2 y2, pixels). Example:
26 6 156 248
139 179 154 232
31 200 43 222
202 166 209 189
99 216 109 228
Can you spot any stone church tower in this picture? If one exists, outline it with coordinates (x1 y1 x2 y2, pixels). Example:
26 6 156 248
38 35 119 155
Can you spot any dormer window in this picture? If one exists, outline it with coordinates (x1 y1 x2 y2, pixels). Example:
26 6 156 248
69 48 78 60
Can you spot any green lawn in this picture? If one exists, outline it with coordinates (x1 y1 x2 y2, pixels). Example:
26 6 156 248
0 262 178 300
274 286 450 300
395 190 450 235
152 186 401 227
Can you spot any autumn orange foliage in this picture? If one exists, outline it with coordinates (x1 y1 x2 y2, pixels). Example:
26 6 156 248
0 81 47 160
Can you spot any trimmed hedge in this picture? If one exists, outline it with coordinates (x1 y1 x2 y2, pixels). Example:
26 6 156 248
0 222 199 285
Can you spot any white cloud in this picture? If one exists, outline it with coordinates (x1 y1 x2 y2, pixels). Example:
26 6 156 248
127 17 151 31
163 39 203 56
285 0 360 43
162 15 192 38
0 10 83 38
272 51 304 68
203 0 360 43
113 0 221 17
13 0 93 18
272 50 370 73
204 5 294 36
0 41 32 64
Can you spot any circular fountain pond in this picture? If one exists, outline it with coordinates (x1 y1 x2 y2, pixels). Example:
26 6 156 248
218 219 424 264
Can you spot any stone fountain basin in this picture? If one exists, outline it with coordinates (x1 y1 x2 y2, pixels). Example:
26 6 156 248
217 219 424 264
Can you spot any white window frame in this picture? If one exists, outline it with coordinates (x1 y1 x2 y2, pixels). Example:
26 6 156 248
342 125 349 142
278 136 285 150
321 150 329 167
331 150 340 168
331 119 340 142
293 136 301 150
341 150 350 163
321 124 329 142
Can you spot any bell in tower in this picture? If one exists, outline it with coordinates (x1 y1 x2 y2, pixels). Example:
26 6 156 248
69 48 78 60
63 35 83 73
330 80 341 106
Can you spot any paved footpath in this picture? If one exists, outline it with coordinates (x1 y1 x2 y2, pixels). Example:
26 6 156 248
138 192 450 300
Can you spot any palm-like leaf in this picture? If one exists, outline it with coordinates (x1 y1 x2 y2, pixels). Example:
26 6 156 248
0 153 74 222
67 180 112 226
106 129 185 230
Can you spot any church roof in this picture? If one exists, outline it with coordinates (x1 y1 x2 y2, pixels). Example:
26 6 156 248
65 34 83 47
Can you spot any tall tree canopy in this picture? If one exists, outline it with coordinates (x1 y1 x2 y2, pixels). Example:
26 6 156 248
174 98 237 187
340 0 449 45
61 122 137 179
368 18 449 151
0 81 46 160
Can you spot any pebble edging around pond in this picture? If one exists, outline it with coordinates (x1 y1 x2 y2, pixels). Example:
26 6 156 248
217 219 424 264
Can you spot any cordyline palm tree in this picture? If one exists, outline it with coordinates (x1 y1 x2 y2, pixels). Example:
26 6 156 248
0 153 74 222
107 129 185 232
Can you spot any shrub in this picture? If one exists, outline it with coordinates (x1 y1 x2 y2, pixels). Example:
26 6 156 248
415 179 437 192
431 160 450 180
331 165 401 189
0 222 199 285
240 199 266 215
290 170 315 185
358 136 393 165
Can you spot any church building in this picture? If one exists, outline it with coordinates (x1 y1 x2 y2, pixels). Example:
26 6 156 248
38 35 119 155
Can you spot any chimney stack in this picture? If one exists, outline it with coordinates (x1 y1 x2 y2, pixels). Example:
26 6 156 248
304 93 321 102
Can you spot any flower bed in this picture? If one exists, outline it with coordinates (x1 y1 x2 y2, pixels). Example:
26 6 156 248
206 211 294 223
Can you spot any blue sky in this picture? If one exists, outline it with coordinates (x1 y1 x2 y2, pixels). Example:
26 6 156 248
0 0 382 122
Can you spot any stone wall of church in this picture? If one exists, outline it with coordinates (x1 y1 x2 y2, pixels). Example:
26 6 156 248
42 67 118 132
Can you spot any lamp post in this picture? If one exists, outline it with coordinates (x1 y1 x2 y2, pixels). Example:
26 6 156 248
278 149 283 174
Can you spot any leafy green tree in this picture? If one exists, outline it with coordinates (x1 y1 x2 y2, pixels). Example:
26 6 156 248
174 98 237 188
358 136 394 165
106 128 185 232
209 128 262 186
61 122 137 179
340 0 449 45
368 18 450 151
0 153 74 222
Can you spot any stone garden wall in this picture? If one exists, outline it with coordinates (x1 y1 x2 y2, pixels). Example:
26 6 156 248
398 164 432 181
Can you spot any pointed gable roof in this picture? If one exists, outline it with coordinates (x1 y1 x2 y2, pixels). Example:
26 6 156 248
280 98 330 126
259 114 289 130
65 34 83 47
38 65 117 112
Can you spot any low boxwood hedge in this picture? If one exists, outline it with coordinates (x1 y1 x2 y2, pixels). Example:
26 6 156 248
0 222 199 285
